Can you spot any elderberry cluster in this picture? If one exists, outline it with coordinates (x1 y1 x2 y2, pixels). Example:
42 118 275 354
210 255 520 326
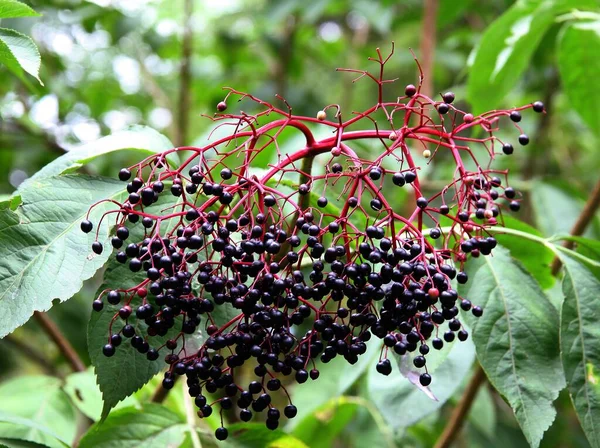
81 46 543 441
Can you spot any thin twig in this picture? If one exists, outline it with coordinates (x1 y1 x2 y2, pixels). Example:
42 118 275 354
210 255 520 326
175 0 194 147
551 177 600 275
433 365 486 448
34 311 86 373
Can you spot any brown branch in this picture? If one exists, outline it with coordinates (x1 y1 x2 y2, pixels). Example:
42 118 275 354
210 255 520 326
419 0 438 99
551 177 600 275
3 334 60 377
175 0 194 147
34 311 86 373
434 364 486 448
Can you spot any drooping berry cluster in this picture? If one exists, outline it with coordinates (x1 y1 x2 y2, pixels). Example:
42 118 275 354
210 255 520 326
81 45 543 440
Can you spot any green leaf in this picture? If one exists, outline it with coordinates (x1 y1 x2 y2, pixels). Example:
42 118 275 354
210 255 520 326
367 332 476 428
0 27 41 84
558 253 600 448
78 404 187 448
466 0 597 113
460 246 564 448
88 259 182 419
227 422 309 448
0 175 124 339
0 439 50 448
63 368 139 421
0 376 76 447
20 126 174 191
292 396 359 448
0 412 69 448
558 20 600 136
495 216 555 289
0 1 40 19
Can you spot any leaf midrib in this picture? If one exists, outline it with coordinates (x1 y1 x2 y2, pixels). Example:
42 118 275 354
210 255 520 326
0 187 124 304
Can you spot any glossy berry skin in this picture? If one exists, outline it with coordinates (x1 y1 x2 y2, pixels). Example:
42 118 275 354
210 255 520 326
215 427 228 441
284 405 298 418
80 220 93 233
502 143 514 155
405 84 417 96
91 242 103 255
532 101 544 113
103 344 115 357
118 168 131 181
442 91 455 103
419 373 432 386
509 111 521 122
518 134 529 145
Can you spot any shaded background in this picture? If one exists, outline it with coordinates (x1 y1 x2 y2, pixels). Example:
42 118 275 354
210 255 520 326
0 0 599 447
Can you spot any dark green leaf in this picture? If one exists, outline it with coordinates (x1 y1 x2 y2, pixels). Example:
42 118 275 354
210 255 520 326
78 404 187 448
460 246 564 447
0 27 41 84
559 253 600 448
87 259 182 419
558 20 600 136
0 1 40 19
0 175 124 338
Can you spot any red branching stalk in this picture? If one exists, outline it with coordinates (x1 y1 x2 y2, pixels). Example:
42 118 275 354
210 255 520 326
83 44 543 436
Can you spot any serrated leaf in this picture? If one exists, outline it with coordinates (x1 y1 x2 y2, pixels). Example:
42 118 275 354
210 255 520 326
87 260 183 419
466 0 597 113
78 404 187 448
558 20 600 136
367 333 475 428
460 246 564 448
0 0 40 19
558 253 600 448
0 27 41 84
0 175 125 339
20 126 174 190
0 376 76 447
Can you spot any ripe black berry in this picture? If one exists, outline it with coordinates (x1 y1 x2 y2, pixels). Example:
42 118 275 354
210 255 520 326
376 359 392 375
502 143 514 155
416 197 428 209
532 101 544 113
92 300 103 312
419 373 432 386
80 220 93 233
509 111 521 122
405 84 417 97
518 134 529 145
118 168 131 181
215 427 228 441
103 344 115 357
91 242 103 255
438 103 450 114
284 405 297 418
442 91 455 104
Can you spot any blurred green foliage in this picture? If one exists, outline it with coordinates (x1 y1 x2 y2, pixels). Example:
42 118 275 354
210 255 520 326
0 0 599 447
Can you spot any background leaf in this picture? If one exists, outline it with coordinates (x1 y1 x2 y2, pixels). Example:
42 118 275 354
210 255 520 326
0 28 41 84
460 246 564 447
78 404 187 448
558 20 600 136
559 253 600 448
0 0 40 19
0 376 76 447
